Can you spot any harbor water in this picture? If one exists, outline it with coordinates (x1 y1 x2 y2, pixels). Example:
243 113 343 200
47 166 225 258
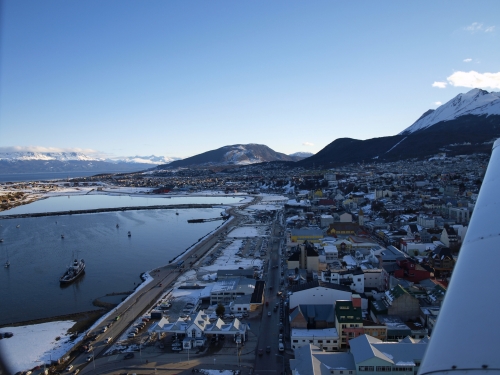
0 195 243 326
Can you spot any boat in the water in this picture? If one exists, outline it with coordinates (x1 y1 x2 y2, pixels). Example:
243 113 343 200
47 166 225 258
4 261 10 268
128 231 131 237
61 234 64 239
60 258 85 283
116 224 119 228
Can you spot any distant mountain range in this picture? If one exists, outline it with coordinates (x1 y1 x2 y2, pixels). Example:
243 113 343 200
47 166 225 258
3 89 498 174
0 152 178 175
157 144 311 169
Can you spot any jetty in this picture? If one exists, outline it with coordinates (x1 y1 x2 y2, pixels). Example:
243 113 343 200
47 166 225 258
0 204 214 219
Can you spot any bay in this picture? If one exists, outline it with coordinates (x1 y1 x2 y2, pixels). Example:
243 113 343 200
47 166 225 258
0 196 243 326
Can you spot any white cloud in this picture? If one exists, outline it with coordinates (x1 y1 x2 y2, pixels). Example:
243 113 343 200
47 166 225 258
0 146 106 157
432 81 447 89
447 70 500 89
434 101 442 106
463 58 472 63
464 22 496 33
302 142 314 147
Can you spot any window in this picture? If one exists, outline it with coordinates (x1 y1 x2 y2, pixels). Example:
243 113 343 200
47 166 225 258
318 340 323 343
359 367 374 372
376 366 392 372
326 340 331 343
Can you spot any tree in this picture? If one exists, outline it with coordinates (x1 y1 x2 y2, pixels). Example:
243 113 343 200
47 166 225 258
216 303 225 317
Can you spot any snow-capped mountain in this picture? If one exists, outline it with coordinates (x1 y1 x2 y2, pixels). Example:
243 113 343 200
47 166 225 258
0 151 99 162
158 144 295 169
112 155 180 165
400 89 500 135
0 151 179 175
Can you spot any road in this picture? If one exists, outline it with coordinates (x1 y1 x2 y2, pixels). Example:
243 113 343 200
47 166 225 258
69 197 260 374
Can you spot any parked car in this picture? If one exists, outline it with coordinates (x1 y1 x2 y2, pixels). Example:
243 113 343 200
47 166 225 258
66 365 73 372
86 355 93 362
268 311 272 317
266 346 271 353
278 343 284 351
258 349 263 356
124 353 135 359
105 337 112 344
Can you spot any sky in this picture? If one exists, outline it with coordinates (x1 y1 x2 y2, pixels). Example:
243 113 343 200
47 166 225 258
0 1 499 160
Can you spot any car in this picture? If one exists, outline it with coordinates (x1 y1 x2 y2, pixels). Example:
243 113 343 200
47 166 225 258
266 346 271 353
128 332 136 338
101 326 107 333
279 343 284 351
268 311 271 316
86 355 93 362
114 315 120 321
73 370 80 375
105 337 112 344
258 348 264 356
124 353 135 359
66 365 73 372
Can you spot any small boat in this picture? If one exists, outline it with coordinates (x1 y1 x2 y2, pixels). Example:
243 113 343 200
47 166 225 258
16 225 20 228
60 258 85 284
0 239 3 243
116 224 119 228
61 234 65 239
128 231 131 237
4 261 10 268
176 211 179 216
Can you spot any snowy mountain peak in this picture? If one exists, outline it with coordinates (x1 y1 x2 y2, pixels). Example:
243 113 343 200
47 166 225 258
0 151 98 162
400 88 500 135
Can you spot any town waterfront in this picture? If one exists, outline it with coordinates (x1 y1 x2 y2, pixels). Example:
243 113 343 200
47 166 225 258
0 196 243 326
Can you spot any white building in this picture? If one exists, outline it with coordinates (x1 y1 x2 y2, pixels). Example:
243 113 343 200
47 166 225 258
289 281 352 310
291 328 340 352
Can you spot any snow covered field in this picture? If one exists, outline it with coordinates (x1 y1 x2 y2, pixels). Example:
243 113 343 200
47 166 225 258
0 321 77 374
228 226 264 237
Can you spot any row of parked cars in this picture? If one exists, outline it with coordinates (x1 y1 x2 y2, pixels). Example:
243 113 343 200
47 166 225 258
128 320 147 338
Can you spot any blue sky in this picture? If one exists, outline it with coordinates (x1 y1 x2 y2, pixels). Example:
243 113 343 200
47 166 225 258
1 1 499 159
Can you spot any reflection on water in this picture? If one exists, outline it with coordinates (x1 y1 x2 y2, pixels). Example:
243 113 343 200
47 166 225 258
0 207 227 325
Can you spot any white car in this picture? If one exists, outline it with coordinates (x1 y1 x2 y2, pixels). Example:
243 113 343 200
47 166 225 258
105 336 112 344
66 365 73 372
278 342 284 351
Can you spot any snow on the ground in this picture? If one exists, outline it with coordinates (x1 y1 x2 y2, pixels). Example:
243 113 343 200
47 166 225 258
0 321 77 373
246 204 279 211
228 226 263 237
198 239 263 273
258 194 288 202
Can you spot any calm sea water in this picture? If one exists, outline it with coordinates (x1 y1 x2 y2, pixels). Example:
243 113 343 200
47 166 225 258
0 171 117 183
0 196 243 326
0 195 244 216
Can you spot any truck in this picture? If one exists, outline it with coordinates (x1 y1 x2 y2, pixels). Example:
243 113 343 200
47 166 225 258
176 260 185 268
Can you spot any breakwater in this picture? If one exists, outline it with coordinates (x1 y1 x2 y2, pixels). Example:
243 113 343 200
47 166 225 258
0 204 214 219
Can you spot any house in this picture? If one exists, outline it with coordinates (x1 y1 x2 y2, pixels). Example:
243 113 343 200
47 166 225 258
290 228 324 244
335 296 364 348
440 227 458 248
287 241 320 273
394 258 431 283
370 284 421 322
290 344 356 375
321 267 365 294
427 245 455 277
327 222 360 236
290 328 340 352
349 334 428 374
